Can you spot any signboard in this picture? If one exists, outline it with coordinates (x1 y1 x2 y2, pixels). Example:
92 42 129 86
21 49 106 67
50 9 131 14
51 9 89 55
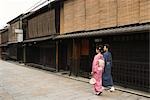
15 29 23 42
17 33 23 42
15 29 23 34
94 38 102 43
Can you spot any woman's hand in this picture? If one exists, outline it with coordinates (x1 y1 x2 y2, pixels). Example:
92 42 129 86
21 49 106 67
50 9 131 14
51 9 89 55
98 67 103 70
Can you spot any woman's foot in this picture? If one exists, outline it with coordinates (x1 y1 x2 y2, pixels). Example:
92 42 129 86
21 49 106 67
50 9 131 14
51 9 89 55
95 92 102 96
109 86 115 92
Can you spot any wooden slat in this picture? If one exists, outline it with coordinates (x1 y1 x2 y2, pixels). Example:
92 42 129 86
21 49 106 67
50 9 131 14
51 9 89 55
9 26 12 42
0 48 1 59
139 0 150 23
8 22 20 42
60 6 64 34
39 14 43 37
49 9 56 34
45 11 49 35
30 20 33 38
117 0 140 26
28 19 32 38
27 8 56 39
64 0 74 33
38 14 42 37
1 30 8 43
85 0 100 30
81 39 89 55
41 13 45 36
34 17 38 38
27 21 30 39
99 0 117 28
130 0 140 24
0 33 1 44
47 11 51 35
32 17 37 37
31 18 35 38
74 0 85 32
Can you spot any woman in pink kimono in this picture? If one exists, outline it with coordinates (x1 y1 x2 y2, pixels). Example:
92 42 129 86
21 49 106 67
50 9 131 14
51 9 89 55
91 45 105 95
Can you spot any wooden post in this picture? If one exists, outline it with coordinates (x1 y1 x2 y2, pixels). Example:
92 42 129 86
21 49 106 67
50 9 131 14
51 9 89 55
0 48 1 59
56 41 59 72
72 39 80 76
23 44 26 64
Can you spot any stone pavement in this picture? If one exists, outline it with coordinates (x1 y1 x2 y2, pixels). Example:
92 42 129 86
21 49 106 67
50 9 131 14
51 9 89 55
0 60 149 100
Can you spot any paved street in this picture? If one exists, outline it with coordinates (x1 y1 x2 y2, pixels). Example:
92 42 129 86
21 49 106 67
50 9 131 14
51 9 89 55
0 60 149 100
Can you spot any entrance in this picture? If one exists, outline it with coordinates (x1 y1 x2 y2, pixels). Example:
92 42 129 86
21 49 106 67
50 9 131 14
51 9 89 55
59 40 72 72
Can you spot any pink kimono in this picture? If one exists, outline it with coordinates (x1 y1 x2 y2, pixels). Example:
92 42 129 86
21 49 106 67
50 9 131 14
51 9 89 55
92 53 104 93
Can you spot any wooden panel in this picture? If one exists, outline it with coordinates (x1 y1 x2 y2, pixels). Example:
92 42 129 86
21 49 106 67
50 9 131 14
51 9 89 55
64 0 74 33
9 21 20 42
72 39 81 76
27 20 30 38
61 0 149 33
1 30 8 43
27 9 56 39
34 17 38 38
33 17 37 37
49 9 56 34
30 19 33 38
0 33 1 44
140 0 150 23
28 19 33 38
32 18 35 38
61 0 85 34
41 13 45 36
67 41 73 66
99 0 117 28
44 11 49 36
131 0 140 24
81 39 89 55
85 0 100 30
42 12 47 36
47 11 51 35
9 26 12 42
117 0 130 25
0 48 1 59
8 27 12 42
38 14 42 37
27 21 30 39
74 0 85 32
60 6 64 34
117 0 140 26
8 45 17 60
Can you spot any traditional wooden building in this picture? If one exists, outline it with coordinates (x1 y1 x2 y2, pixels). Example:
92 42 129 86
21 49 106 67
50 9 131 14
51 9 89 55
54 0 150 92
1 0 149 92
22 0 60 71
7 14 24 62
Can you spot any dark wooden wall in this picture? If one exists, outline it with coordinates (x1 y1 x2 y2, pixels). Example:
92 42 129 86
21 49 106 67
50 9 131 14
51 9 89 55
26 41 56 69
9 21 20 42
0 33 1 44
27 9 56 39
8 44 17 60
0 48 1 59
1 30 8 44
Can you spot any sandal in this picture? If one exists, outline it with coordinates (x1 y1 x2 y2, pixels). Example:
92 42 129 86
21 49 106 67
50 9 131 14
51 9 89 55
95 92 102 96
